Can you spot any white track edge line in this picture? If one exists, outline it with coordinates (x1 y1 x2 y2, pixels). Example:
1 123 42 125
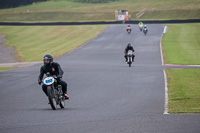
163 69 169 114
163 26 168 34
160 26 169 114
160 29 164 66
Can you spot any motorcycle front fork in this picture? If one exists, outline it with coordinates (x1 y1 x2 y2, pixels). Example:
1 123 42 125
128 57 132 62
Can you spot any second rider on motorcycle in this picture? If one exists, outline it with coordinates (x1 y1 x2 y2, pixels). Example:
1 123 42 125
126 24 132 32
124 43 135 63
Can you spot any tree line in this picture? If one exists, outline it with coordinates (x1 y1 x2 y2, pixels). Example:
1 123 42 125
72 0 118 3
0 0 48 9
0 0 118 9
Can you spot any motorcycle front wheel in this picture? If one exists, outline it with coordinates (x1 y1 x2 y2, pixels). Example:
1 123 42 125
47 86 57 110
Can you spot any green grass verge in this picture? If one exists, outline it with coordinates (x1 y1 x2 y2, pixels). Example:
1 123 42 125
0 67 14 72
163 23 200 113
0 25 107 61
163 23 200 65
166 69 200 113
141 9 200 20
0 0 199 22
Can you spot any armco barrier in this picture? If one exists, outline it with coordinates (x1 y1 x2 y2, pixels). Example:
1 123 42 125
0 19 199 26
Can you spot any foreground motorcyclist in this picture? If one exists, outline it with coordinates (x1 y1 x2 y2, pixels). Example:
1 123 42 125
124 43 135 62
38 54 69 100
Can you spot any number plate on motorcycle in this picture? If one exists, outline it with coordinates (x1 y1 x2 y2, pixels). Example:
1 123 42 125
43 77 54 85
128 52 132 56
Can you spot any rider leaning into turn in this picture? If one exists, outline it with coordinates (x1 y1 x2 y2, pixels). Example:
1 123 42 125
38 54 69 100
124 43 135 62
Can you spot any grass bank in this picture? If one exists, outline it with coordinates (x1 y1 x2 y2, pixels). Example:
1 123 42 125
0 0 199 22
0 25 107 61
163 23 200 113
166 69 200 113
163 23 200 65
0 67 14 72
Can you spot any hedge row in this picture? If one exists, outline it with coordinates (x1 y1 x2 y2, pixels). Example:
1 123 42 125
0 0 48 9
71 0 118 3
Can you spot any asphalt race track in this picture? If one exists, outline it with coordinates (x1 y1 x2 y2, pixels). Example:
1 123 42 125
0 25 200 133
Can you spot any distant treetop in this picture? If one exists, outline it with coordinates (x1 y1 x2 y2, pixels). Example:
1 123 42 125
71 0 118 3
0 0 48 9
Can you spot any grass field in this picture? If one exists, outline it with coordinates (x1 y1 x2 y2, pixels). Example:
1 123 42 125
0 0 199 22
0 25 106 61
0 67 14 72
163 23 200 65
166 69 200 113
163 23 200 113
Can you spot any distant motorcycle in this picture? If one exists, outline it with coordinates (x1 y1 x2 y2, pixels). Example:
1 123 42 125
42 72 65 110
143 28 148 35
127 50 134 67
126 27 132 34
139 25 143 31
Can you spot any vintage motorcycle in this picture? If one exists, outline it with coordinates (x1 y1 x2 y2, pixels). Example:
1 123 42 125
143 28 148 35
139 25 143 31
126 27 132 34
42 73 65 110
127 50 134 67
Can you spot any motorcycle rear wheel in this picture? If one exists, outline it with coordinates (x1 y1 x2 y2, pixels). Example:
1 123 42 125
59 99 65 109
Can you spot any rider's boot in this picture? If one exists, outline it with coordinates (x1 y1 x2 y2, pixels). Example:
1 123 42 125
64 93 69 100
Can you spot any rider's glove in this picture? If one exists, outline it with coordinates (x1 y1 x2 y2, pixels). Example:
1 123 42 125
38 81 42 85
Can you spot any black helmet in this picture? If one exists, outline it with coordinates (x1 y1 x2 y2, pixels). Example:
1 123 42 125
127 42 132 47
43 54 53 66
